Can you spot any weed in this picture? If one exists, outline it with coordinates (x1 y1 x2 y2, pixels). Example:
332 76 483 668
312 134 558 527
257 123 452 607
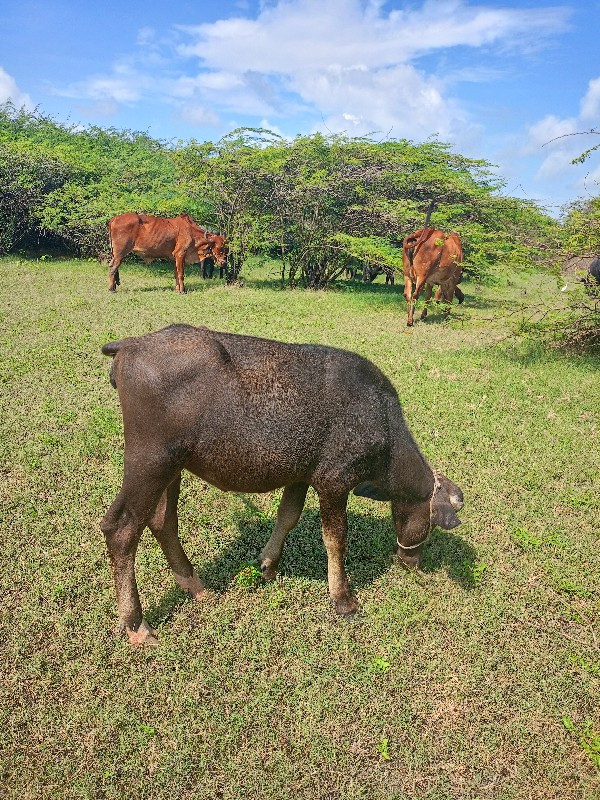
512 527 542 550
371 657 391 674
235 564 263 590
376 737 391 761
455 561 488 586
563 717 600 769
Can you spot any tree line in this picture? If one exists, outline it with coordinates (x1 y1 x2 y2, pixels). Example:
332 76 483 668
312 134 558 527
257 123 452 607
0 102 589 288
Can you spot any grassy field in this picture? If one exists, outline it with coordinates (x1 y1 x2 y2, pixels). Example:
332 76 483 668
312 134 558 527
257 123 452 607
0 255 598 800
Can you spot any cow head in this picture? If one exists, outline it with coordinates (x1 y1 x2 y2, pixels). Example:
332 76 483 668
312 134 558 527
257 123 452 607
207 233 228 267
194 234 213 263
354 470 463 568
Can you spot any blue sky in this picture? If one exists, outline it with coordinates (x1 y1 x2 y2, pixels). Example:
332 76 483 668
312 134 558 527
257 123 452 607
1 0 600 214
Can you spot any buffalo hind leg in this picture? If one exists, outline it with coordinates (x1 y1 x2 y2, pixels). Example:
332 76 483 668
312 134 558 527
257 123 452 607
318 492 358 616
101 494 158 646
148 475 205 601
260 483 309 580
101 465 175 646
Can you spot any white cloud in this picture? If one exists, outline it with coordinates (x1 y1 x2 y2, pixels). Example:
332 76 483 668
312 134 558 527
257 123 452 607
180 105 221 126
580 77 600 122
47 0 571 142
177 0 569 73
170 0 570 143
526 76 600 184
0 66 32 108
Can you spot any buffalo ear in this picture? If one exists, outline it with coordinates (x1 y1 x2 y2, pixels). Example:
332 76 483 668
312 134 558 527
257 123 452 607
436 472 464 511
353 482 391 502
431 501 461 530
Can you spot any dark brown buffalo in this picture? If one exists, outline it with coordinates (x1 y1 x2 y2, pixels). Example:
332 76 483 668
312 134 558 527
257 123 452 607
402 228 464 326
108 213 227 293
363 263 395 285
101 324 464 646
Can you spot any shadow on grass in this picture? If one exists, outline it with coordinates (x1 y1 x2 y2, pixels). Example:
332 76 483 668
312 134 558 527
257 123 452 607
145 498 477 625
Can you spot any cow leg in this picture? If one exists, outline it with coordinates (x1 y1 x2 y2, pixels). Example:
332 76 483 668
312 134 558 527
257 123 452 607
260 483 309 581
108 255 122 292
455 286 465 304
439 281 456 317
174 253 186 293
318 492 358 616
420 284 433 320
148 474 205 601
408 275 428 324
404 278 416 326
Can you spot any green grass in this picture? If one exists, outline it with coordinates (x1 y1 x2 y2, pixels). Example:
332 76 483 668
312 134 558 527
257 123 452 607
0 255 599 799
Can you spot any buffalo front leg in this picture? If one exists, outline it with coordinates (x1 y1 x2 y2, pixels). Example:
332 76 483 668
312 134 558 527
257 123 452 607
318 493 358 616
260 483 309 581
148 475 205 600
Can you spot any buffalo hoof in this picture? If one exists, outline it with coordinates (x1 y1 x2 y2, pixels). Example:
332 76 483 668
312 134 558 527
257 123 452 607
334 595 359 617
260 562 279 582
126 619 159 648
175 569 206 601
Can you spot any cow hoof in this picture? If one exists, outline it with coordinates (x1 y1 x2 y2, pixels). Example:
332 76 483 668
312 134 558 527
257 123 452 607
334 595 359 617
175 569 206 601
126 619 159 648
406 321 413 328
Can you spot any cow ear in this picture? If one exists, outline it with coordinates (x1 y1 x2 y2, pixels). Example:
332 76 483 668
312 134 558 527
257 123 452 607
353 482 390 501
431 498 461 530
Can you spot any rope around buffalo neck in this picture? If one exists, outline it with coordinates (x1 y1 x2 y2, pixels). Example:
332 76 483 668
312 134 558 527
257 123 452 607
396 470 442 551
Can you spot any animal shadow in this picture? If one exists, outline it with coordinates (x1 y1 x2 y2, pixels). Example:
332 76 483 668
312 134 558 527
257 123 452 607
145 498 477 625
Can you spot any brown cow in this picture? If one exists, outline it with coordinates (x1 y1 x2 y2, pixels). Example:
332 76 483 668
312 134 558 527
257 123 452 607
402 228 464 326
108 213 227 293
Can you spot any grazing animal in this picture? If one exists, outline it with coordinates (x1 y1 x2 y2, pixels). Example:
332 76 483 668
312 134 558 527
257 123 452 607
402 229 464 326
363 264 395 285
101 324 464 646
201 257 215 279
107 213 228 293
587 256 600 286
